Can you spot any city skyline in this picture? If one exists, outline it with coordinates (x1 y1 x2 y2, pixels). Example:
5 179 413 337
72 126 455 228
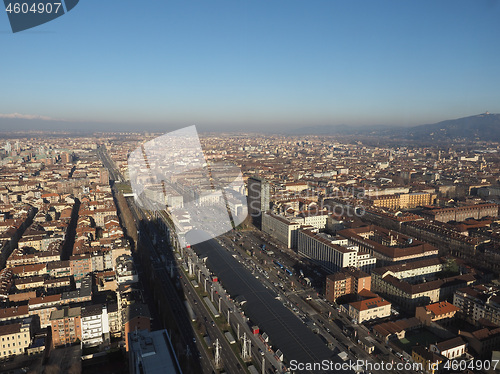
1 1 500 132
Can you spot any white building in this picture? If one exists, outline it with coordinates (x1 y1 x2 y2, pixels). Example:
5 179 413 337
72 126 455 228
430 337 467 359
297 230 376 273
348 297 391 324
0 318 32 358
262 212 302 249
81 304 110 347
262 211 330 249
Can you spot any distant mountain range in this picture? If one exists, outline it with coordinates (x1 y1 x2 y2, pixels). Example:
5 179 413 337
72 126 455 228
1 112 499 143
394 112 500 142
291 113 500 143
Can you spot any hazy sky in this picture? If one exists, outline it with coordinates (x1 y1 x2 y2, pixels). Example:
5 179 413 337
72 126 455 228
1 0 500 132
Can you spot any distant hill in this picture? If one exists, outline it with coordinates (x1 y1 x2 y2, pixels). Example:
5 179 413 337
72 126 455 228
394 112 500 142
289 113 500 143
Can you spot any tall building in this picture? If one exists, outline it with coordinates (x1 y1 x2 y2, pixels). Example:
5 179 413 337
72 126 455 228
247 176 270 228
50 306 82 347
81 304 110 347
325 267 371 303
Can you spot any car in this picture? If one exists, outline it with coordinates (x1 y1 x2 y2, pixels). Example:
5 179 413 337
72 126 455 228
211 321 215 327
193 337 196 343
259 348 264 356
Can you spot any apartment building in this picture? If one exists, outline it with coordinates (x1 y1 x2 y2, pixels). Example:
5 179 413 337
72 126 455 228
402 219 480 258
47 260 71 278
453 285 500 326
123 304 151 351
325 267 371 303
9 263 47 278
29 294 62 328
0 318 32 358
14 276 45 290
411 346 445 374
70 253 92 281
0 305 30 325
81 304 110 347
50 306 82 347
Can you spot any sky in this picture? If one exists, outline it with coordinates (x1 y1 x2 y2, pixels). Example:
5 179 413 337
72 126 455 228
1 0 500 132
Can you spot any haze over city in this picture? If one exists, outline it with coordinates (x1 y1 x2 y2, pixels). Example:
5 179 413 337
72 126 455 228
1 0 500 132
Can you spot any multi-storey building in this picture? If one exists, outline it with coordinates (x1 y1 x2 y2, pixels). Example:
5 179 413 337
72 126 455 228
421 203 498 223
47 260 71 278
50 306 82 347
348 297 391 324
401 220 480 258
262 211 330 249
247 176 270 227
0 305 30 325
298 230 376 273
262 212 303 249
298 211 329 230
368 192 436 210
70 253 92 281
460 324 500 359
81 304 110 347
61 274 92 304
325 267 371 303
29 294 62 328
453 285 500 326
107 303 121 338
123 304 151 351
9 264 47 278
411 346 445 374
0 318 32 358
373 262 476 312
338 225 438 265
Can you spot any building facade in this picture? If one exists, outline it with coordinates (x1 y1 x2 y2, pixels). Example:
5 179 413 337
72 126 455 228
50 306 82 347
0 318 32 358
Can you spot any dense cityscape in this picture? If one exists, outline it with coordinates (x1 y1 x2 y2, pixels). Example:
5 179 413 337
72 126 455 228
0 129 499 374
